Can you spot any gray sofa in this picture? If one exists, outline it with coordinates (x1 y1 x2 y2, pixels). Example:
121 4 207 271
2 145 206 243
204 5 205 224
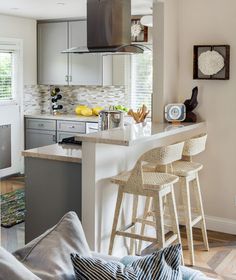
0 212 215 280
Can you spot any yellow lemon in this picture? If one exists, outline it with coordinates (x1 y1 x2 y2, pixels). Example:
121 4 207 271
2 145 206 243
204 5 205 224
75 105 88 115
80 108 93 116
92 107 104 116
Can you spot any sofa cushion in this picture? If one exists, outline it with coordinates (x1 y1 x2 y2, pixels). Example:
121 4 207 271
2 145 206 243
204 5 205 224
0 247 40 280
14 211 91 280
71 244 182 280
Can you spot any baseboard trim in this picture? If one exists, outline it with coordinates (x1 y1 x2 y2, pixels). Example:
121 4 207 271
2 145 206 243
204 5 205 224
205 215 236 235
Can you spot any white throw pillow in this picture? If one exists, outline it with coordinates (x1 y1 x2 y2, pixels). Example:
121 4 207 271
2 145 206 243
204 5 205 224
14 211 91 280
0 247 40 280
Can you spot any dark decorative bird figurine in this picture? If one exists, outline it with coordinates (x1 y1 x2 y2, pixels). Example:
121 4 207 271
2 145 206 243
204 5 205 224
184 87 199 122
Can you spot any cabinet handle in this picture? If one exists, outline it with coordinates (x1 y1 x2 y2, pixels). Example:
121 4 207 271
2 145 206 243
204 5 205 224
65 75 69 82
68 125 75 129
38 123 44 127
88 127 98 131
70 76 72 82
53 135 56 142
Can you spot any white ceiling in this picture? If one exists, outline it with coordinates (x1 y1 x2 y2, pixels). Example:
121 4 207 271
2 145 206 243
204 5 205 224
0 0 153 20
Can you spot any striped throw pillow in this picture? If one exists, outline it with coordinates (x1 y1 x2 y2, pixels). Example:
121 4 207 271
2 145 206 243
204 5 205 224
71 244 182 280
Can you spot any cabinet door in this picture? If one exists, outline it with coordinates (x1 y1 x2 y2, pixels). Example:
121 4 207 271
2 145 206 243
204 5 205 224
26 129 56 149
38 22 68 85
69 21 103 85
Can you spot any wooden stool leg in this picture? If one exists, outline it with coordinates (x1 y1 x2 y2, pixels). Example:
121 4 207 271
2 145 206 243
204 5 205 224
181 177 195 266
153 192 165 249
108 187 124 255
193 174 209 251
130 195 139 255
138 196 151 255
167 186 182 244
167 186 184 265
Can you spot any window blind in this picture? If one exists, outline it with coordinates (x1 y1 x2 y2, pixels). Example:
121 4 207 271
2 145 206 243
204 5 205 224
130 51 153 111
0 52 13 101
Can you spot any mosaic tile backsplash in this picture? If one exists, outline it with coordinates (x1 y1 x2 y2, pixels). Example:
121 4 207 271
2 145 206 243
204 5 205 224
24 85 126 114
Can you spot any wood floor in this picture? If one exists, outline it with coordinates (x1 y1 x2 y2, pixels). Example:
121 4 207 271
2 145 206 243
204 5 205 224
0 175 25 195
181 227 236 280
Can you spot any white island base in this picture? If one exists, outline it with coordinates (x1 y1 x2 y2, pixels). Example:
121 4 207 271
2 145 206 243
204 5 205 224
78 122 207 256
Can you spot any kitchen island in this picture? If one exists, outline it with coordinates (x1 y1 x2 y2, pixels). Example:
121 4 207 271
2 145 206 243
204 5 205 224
23 122 206 255
22 144 82 242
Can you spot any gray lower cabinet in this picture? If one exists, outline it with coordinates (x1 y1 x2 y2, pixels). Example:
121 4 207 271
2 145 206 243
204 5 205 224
25 118 57 149
25 118 90 149
57 132 78 142
25 129 56 149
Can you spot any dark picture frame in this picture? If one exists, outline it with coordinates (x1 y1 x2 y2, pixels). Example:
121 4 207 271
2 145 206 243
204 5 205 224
193 45 230 80
131 17 148 43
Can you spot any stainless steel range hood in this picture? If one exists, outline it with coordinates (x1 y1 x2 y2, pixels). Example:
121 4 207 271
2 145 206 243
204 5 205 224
62 0 149 54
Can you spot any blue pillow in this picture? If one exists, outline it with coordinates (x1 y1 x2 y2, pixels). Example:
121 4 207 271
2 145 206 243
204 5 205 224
71 244 182 280
120 255 206 280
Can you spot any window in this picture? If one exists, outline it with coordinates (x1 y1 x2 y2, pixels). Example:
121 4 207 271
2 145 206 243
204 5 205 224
0 52 15 101
129 50 153 112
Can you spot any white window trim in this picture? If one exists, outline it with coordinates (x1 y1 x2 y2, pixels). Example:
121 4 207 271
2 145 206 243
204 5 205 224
0 38 23 107
128 45 153 113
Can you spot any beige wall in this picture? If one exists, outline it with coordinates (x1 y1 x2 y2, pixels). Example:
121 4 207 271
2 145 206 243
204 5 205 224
178 0 236 228
0 14 37 85
153 0 179 122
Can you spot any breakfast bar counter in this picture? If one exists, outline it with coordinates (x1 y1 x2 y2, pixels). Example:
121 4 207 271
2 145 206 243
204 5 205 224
75 122 205 146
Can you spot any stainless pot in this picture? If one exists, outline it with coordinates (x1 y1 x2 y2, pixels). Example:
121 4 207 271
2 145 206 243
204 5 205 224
99 110 124 131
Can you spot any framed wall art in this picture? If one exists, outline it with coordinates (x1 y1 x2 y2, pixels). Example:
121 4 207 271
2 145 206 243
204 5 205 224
193 45 230 80
131 17 148 43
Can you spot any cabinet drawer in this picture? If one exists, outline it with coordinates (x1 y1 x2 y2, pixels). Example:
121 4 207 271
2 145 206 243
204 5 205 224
26 118 56 131
57 121 86 133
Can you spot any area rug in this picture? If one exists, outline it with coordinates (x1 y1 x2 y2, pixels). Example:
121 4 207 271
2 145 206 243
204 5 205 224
0 189 25 228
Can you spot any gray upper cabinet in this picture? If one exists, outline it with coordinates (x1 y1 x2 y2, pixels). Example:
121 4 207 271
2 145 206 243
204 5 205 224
37 20 104 86
38 22 68 85
68 21 103 85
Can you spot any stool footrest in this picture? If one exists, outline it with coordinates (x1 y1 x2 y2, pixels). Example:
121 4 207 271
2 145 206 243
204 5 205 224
165 234 178 247
136 218 155 227
191 215 203 227
116 230 157 243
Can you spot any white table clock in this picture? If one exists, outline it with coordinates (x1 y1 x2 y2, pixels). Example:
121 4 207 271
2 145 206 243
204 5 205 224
165 104 186 122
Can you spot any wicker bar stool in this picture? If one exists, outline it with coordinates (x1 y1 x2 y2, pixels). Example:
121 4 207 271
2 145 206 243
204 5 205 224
144 134 209 266
108 142 184 256
172 134 209 266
